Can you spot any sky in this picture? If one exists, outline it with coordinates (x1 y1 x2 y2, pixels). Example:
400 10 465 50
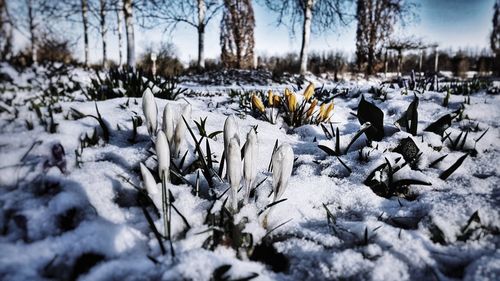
13 0 497 64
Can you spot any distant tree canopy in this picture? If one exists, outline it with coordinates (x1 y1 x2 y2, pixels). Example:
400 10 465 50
261 0 351 74
355 0 415 75
492 0 500 53
220 0 255 69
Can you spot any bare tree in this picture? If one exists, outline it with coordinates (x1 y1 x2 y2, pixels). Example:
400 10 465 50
0 0 13 60
262 0 350 74
220 0 255 69
386 37 422 76
99 0 108 67
141 0 222 69
80 0 90 66
492 0 499 75
123 0 135 67
27 0 38 63
492 0 499 53
355 0 415 75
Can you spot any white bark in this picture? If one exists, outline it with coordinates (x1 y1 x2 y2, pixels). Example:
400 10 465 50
81 0 89 67
299 0 314 74
116 3 124 66
100 0 107 68
123 0 135 67
27 0 37 64
197 0 206 69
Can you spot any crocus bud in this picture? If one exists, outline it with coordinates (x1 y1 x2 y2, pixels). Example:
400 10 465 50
156 131 170 182
252 94 266 113
142 88 157 136
227 137 242 212
318 103 326 121
287 93 297 112
306 99 318 118
173 104 191 158
243 128 258 203
140 163 158 196
303 82 314 101
273 95 281 106
267 90 274 106
162 103 175 148
323 102 334 121
224 115 240 158
272 144 294 202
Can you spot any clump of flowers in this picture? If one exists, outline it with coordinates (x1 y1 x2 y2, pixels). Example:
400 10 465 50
250 82 334 127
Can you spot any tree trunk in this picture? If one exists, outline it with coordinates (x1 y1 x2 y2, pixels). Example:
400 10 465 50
81 0 89 67
100 0 107 68
197 0 206 69
434 48 439 73
116 4 123 66
299 0 313 74
123 0 135 68
27 0 37 64
0 0 13 60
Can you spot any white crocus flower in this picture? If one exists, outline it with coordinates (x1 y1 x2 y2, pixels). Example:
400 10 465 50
227 137 242 212
243 128 258 203
223 115 240 177
155 131 170 182
140 163 159 196
173 104 192 158
142 88 157 136
162 103 175 149
271 144 294 202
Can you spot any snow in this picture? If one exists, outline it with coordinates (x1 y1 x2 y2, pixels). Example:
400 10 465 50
0 64 499 280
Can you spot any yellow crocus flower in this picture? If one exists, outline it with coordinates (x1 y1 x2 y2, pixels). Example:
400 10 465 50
252 94 265 113
303 83 314 101
268 90 274 106
273 95 281 106
287 93 297 112
306 99 318 118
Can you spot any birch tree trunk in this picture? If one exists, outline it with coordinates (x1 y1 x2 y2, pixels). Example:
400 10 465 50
299 0 314 74
27 0 37 64
81 0 89 67
197 0 206 69
100 0 107 68
123 0 135 68
116 3 123 66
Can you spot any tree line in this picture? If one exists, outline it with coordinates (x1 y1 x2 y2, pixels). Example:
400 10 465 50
0 0 498 76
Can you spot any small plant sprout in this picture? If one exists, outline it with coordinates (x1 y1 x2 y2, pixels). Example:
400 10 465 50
173 104 192 157
272 144 294 202
140 163 159 197
227 137 242 212
162 103 175 148
142 88 158 137
155 131 170 182
243 128 258 203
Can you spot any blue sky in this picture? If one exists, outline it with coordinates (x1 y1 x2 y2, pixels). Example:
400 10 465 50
19 0 493 64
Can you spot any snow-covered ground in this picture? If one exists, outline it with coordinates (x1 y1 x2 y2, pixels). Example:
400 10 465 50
0 65 499 281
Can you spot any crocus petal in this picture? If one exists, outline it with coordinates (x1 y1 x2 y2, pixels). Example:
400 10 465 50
142 88 157 136
224 115 240 157
272 144 294 202
227 137 242 211
303 82 314 101
156 131 170 182
140 163 159 196
173 104 191 157
243 128 258 203
162 103 175 147
252 94 266 113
